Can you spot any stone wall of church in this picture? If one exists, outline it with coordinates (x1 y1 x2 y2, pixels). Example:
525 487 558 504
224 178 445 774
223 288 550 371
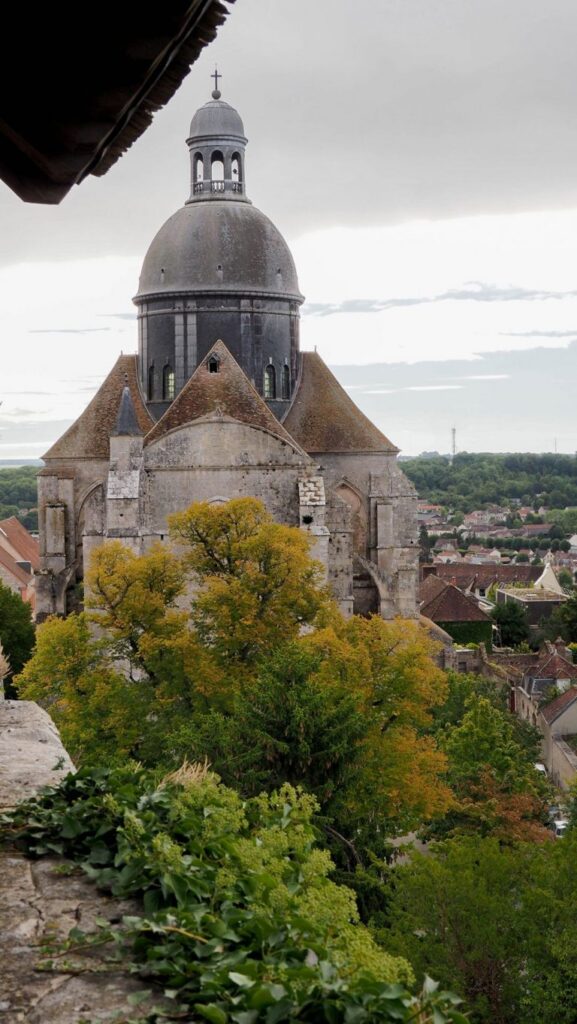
142 420 311 534
311 451 419 618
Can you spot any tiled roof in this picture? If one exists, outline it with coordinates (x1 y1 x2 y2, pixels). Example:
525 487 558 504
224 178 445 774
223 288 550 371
43 355 153 461
421 582 492 623
0 516 39 570
0 546 31 587
533 652 577 681
419 574 448 604
424 563 542 590
145 341 304 450
540 686 577 725
283 352 398 453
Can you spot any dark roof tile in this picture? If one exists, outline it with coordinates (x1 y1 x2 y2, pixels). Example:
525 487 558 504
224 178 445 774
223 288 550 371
145 340 305 450
283 352 398 453
421 583 491 623
43 355 153 461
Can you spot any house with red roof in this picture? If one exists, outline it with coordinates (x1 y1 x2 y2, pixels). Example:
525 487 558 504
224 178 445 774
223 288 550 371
419 577 493 647
0 516 39 611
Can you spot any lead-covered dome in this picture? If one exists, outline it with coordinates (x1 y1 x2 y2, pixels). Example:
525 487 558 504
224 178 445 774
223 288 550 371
136 200 302 300
188 97 246 141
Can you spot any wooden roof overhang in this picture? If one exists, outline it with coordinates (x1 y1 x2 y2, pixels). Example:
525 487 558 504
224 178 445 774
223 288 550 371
0 0 233 204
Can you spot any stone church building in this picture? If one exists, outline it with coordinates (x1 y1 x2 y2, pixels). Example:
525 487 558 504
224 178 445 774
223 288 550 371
36 84 418 621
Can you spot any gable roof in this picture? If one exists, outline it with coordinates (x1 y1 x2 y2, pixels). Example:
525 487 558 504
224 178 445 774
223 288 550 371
283 352 398 453
145 340 305 450
533 651 577 681
419 573 448 605
0 516 39 570
424 563 542 591
421 582 491 623
43 354 154 461
540 686 577 725
0 546 31 588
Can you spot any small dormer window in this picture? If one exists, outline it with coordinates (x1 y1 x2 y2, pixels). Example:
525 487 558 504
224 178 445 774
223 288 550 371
208 356 220 373
264 363 276 399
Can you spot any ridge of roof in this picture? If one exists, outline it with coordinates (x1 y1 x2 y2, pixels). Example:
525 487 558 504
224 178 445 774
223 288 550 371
0 516 39 570
534 651 577 680
43 355 154 461
426 564 542 586
0 545 31 586
541 686 577 724
144 340 306 451
419 574 448 604
283 352 398 453
421 582 491 623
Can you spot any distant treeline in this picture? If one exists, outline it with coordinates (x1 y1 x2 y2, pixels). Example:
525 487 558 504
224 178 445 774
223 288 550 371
0 466 38 531
403 453 577 512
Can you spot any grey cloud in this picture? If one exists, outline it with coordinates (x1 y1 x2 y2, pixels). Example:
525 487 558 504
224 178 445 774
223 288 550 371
303 283 577 318
500 329 577 338
28 327 110 335
99 313 137 320
2 0 577 266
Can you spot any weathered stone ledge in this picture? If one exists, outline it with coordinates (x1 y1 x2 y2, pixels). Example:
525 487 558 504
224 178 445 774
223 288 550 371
0 701 165 1023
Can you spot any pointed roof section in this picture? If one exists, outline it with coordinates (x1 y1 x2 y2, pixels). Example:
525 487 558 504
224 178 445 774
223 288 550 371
145 341 305 451
0 516 40 570
283 352 398 453
535 563 564 595
111 382 143 437
419 573 449 605
421 582 491 623
541 686 577 725
44 355 153 461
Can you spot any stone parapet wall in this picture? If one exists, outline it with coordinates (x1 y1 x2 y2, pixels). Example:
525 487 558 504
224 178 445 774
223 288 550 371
0 701 164 1022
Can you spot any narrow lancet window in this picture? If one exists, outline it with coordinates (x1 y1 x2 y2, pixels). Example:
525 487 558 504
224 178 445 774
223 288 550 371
148 363 155 401
264 364 276 399
162 363 175 401
282 364 290 400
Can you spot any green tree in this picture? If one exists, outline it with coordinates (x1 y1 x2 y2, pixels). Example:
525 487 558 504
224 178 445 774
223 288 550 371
543 592 577 642
385 838 535 1024
491 601 530 647
0 580 34 696
443 696 539 793
18 500 452 854
169 498 331 666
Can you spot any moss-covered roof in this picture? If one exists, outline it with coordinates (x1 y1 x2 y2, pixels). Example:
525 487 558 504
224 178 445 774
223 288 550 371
43 355 153 461
283 352 398 454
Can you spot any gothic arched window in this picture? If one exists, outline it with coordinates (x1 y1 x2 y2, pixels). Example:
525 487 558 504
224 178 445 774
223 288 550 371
162 363 175 401
264 364 276 399
148 363 155 401
282 364 290 400
208 356 220 373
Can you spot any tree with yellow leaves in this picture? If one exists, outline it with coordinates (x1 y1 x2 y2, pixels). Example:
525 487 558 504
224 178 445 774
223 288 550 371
17 497 452 852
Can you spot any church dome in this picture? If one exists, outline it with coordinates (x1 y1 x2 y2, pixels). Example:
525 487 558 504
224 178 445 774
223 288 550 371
136 199 302 300
188 98 246 141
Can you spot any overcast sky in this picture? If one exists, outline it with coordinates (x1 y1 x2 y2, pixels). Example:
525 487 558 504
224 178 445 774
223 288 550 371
3 0 577 458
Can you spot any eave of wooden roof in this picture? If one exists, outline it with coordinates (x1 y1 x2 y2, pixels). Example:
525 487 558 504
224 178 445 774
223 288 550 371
0 1 233 204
